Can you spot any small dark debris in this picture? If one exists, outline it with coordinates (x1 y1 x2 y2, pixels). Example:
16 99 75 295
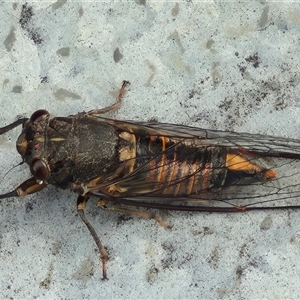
19 4 34 29
52 0 67 11
248 258 260 269
40 76 48 83
161 242 175 253
260 216 273 231
206 39 215 49
275 98 287 110
148 117 158 122
30 31 43 45
245 53 260 68
40 262 54 289
189 90 195 99
236 265 243 280
258 5 269 28
208 246 219 269
39 277 51 289
171 3 179 17
219 98 233 111
19 4 43 45
107 8 114 15
4 27 16 52
146 265 159 283
57 47 70 57
116 215 133 226
12 85 22 93
25 202 33 213
239 243 248 259
179 253 194 267
113 48 123 63
135 0 146 5
51 241 62 256
261 92 267 99
191 226 214 236
238 64 246 74
161 242 175 270
79 7 84 17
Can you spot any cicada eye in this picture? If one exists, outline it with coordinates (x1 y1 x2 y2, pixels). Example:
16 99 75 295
30 158 49 181
30 110 49 123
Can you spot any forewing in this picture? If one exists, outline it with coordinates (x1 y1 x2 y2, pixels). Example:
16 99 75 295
102 118 300 158
87 117 300 210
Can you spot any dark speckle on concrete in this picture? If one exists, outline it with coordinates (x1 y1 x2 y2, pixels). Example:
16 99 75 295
57 47 70 57
4 27 16 52
113 47 123 63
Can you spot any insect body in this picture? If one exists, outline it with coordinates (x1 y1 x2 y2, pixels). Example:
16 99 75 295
1 81 300 279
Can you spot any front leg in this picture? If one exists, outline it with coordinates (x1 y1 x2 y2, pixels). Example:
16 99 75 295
0 177 47 199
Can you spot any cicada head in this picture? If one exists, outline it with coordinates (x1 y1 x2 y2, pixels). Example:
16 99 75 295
16 109 51 183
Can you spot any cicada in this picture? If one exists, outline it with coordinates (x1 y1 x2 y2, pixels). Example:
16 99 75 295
1 81 300 279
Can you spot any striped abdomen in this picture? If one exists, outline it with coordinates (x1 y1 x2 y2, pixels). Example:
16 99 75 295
136 136 228 196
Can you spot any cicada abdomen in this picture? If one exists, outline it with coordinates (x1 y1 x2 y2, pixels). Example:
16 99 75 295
137 136 228 196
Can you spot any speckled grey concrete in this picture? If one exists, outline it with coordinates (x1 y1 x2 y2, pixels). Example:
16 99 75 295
1 1 300 299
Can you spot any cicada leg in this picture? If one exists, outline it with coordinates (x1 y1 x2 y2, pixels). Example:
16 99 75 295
97 199 172 228
86 80 130 115
77 195 109 280
0 177 47 199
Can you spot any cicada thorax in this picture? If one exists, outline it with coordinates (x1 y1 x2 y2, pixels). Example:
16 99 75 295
45 116 121 188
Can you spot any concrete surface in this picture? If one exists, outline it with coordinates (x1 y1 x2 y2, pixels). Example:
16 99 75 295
1 1 300 299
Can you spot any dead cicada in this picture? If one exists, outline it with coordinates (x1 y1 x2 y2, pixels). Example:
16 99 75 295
1 81 300 279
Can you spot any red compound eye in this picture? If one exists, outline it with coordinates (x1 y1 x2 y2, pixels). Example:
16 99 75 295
30 110 49 123
30 158 49 181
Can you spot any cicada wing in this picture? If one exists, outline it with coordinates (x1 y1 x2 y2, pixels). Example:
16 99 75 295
102 118 300 158
84 118 300 210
